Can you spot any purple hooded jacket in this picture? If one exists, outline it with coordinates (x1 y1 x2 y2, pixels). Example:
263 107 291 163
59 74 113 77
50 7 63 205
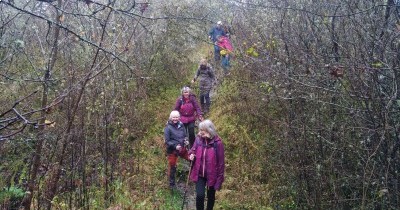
189 135 225 190
174 94 202 124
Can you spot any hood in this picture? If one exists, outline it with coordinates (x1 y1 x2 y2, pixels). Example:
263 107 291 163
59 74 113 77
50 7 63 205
168 120 183 128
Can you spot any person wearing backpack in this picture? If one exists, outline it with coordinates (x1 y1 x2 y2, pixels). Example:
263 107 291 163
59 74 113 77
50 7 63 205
174 86 203 148
188 119 225 210
216 35 234 74
191 59 215 115
164 110 190 190
208 21 227 61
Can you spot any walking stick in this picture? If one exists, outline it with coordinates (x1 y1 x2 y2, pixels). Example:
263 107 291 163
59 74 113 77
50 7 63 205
181 160 193 210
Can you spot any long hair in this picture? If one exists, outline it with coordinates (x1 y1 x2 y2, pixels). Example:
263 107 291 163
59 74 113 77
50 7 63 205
198 119 217 138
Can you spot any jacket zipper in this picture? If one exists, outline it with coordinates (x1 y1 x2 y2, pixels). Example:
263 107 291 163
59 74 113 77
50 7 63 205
202 147 207 177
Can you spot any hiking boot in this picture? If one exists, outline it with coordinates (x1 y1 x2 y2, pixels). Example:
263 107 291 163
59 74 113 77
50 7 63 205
169 166 176 188
204 103 210 115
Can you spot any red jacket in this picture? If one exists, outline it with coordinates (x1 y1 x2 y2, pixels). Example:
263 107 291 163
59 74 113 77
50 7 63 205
217 36 233 53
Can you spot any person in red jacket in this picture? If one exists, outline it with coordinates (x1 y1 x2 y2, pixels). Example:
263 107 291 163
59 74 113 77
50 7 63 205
216 35 234 74
174 86 203 148
189 119 225 210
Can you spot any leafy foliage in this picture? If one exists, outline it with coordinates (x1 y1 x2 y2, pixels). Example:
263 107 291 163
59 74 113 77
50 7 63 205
1 0 400 209
0 186 24 209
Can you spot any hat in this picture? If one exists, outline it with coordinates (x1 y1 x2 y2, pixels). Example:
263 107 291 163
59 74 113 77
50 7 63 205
217 21 222 25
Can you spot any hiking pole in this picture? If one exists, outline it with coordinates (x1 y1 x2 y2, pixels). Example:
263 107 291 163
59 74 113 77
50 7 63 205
181 160 193 210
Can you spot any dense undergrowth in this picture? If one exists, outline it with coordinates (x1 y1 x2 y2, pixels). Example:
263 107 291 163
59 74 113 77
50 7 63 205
2 0 399 209
115 58 282 209
1 43 365 209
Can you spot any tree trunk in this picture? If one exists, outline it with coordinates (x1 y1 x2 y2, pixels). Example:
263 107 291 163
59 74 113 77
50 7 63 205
21 1 62 209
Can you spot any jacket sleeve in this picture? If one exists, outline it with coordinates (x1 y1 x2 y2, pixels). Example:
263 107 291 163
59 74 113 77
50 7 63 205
208 27 214 37
225 38 234 52
164 126 175 151
173 98 181 111
214 141 225 191
208 67 215 80
193 68 200 81
191 97 202 116
221 27 227 36
188 136 199 155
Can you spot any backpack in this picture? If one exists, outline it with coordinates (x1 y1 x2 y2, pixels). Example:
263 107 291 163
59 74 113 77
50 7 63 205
220 49 229 56
179 94 197 106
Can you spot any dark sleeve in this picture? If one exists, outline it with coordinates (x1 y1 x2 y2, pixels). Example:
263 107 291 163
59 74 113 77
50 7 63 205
222 28 226 36
194 68 200 81
191 97 202 116
188 136 198 155
208 68 215 80
214 141 225 190
173 98 181 111
208 27 214 37
164 126 175 151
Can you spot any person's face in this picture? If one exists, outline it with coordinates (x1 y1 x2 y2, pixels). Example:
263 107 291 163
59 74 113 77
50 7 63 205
171 115 180 123
183 90 190 98
199 129 211 138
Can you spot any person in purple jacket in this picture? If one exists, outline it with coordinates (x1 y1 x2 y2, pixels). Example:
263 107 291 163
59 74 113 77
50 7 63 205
189 119 225 210
174 86 203 148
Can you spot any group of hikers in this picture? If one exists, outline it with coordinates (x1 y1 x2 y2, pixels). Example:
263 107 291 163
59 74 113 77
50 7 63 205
163 21 232 210
208 21 234 74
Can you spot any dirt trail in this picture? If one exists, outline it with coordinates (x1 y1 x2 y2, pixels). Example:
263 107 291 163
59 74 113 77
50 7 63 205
176 161 196 210
177 181 196 210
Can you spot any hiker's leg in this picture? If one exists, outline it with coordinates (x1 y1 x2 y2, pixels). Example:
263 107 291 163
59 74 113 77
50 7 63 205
221 56 229 73
199 92 206 113
167 154 178 188
196 177 207 210
187 122 195 148
204 91 211 114
206 187 216 210
226 55 231 68
214 45 220 61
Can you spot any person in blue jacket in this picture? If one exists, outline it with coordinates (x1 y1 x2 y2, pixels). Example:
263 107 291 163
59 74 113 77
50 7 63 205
164 110 190 189
208 21 226 61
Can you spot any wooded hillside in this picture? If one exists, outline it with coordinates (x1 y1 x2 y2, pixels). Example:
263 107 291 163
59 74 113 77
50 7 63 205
1 0 399 209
